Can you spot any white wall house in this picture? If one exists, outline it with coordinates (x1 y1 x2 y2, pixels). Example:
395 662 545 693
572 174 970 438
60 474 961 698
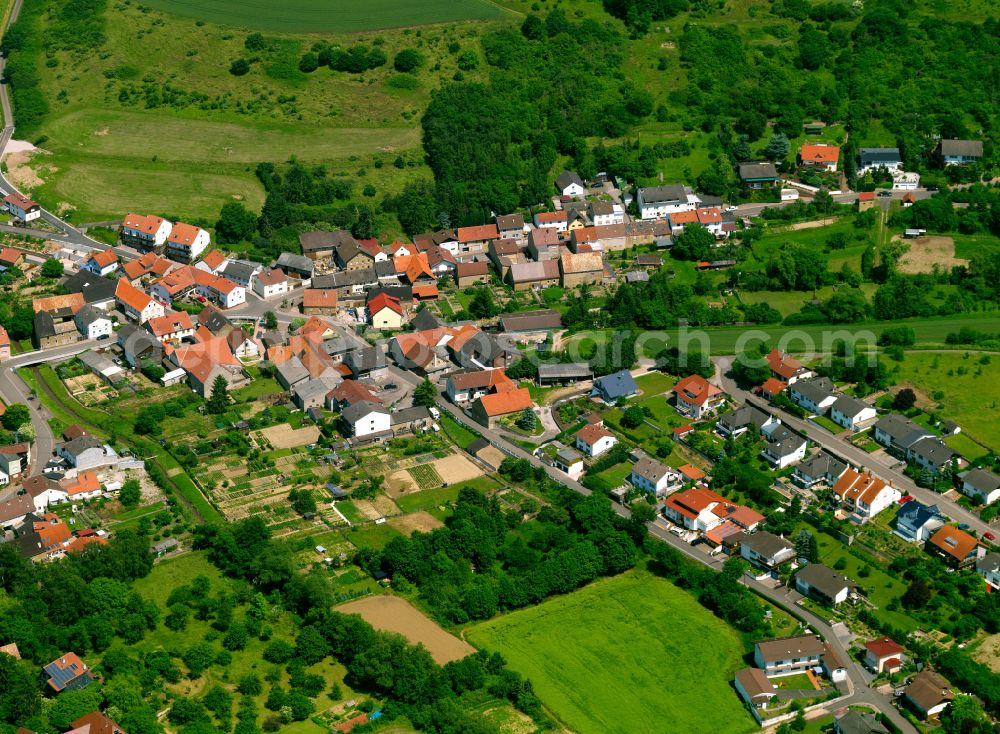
961 468 1000 505
575 424 618 458
166 223 210 263
637 185 694 220
121 213 172 250
630 456 682 498
4 193 41 224
829 396 877 431
252 269 289 300
82 251 119 277
115 279 165 323
73 309 113 340
343 402 391 438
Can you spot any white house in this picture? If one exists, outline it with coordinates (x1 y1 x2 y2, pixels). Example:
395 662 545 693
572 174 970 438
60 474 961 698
716 405 778 439
630 455 682 498
829 395 877 431
121 213 172 251
794 563 854 606
145 312 196 343
833 469 901 522
56 436 119 471
252 269 289 300
533 210 568 232
858 147 903 175
753 635 824 676
788 377 837 415
740 531 795 573
166 222 210 263
81 250 119 277
73 306 113 340
115 279 165 323
938 139 983 166
894 501 945 543
342 401 391 438
4 193 41 224
961 468 1000 505
636 185 694 220
978 553 1000 591
575 423 618 458
588 201 625 227
760 425 807 469
555 170 586 198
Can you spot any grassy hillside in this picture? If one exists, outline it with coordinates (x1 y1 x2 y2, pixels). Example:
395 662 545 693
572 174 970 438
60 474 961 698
466 571 756 734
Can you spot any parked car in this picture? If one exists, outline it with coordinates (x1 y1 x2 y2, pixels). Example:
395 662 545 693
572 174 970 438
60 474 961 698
985 532 996 541
898 495 914 504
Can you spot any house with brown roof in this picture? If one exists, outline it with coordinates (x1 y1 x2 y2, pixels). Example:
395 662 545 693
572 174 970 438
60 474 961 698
753 635 824 676
832 469 900 522
44 652 93 692
33 293 87 348
252 268 289 300
145 311 195 343
926 525 984 569
455 261 491 288
798 144 840 172
767 350 815 385
470 387 533 429
575 423 618 458
302 288 338 315
496 213 525 242
673 374 725 419
526 227 562 260
67 711 129 734
864 637 905 674
559 251 603 287
0 324 9 362
445 369 515 405
456 224 499 260
0 246 23 271
326 379 381 411
121 213 172 252
166 336 247 398
903 670 954 719
734 668 776 712
115 279 165 323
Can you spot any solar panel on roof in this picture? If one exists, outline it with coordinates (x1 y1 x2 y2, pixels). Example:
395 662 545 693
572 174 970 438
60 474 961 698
45 659 83 689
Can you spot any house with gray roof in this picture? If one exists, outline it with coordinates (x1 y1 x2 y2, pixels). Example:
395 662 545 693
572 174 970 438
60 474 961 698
834 710 888 734
62 271 117 309
56 436 118 471
591 370 638 403
220 259 261 288
637 184 691 220
788 377 837 414
859 147 902 174
829 395 877 431
344 345 388 382
794 563 855 606
293 378 331 411
738 163 778 188
873 414 934 454
907 436 961 473
274 356 309 389
537 362 593 385
793 452 848 488
555 170 586 197
341 400 391 439
961 467 1000 505
390 406 432 432
937 139 983 165
117 323 163 368
716 405 778 439
275 252 314 279
630 455 682 497
740 531 795 572
760 424 807 468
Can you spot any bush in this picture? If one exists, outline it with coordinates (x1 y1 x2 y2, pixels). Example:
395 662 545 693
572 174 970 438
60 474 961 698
393 48 424 72
230 58 251 76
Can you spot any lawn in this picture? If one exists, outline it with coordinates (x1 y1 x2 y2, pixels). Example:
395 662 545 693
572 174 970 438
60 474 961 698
440 414 479 450
465 571 756 734
138 0 510 32
347 522 403 550
395 485 461 513
893 351 1000 452
811 415 843 434
593 461 633 489
133 551 222 609
634 371 675 395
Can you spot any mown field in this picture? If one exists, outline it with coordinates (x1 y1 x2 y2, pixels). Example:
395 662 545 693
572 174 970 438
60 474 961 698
138 0 509 32
465 571 755 734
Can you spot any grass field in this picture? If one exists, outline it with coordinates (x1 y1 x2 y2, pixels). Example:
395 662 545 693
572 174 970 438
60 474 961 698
465 571 756 734
893 351 1000 452
139 0 510 32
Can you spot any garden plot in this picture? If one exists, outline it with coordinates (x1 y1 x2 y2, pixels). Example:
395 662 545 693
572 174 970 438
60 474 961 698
64 373 117 405
384 470 419 495
895 235 968 274
431 454 482 484
352 495 400 521
258 424 320 450
389 511 444 535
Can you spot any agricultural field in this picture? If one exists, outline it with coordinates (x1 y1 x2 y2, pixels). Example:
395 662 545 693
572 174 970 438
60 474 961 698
137 0 509 32
338 595 475 665
465 571 756 734
892 351 1000 452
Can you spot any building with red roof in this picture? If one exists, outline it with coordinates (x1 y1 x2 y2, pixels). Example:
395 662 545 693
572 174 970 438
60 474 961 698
799 144 840 172
368 293 403 330
470 387 533 429
574 423 618 458
673 374 725 419
864 637 905 674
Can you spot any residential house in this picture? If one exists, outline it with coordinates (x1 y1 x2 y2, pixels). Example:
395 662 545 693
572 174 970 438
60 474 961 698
339 401 391 439
673 374 725 419
961 468 1000 505
533 210 569 233
197 249 226 276
115 279 164 323
227 329 258 359
555 170 586 198
218 259 261 289
858 148 903 175
412 229 459 256
936 139 983 166
833 469 900 522
368 293 404 330
834 711 888 734
252 269 289 300
499 310 561 334
73 306 113 340
894 500 945 543
788 377 838 415
455 261 490 288
336 237 376 272
166 222 210 263
588 200 625 227
637 185 694 221
829 395 877 431
121 213 173 252
167 336 247 397
822 643 849 684
907 436 961 474
0 325 8 361
274 356 309 389
767 350 815 385
59 470 103 502
551 447 584 478
734 668 776 712
122 251 176 284
977 552 1000 591
793 452 848 488
740 532 795 573
445 369 514 405
344 345 388 382
145 311 195 343
873 414 934 455
798 144 840 172
302 289 339 315
82 250 119 277
62 271 118 310
470 387 533 429
3 193 41 224
496 213 526 241
716 405 778 439
631 455 682 498
78 350 125 385
926 525 984 569
0 246 22 271
590 370 637 403
0 443 31 487
903 670 954 719
575 423 618 458
669 208 724 238
57 436 117 471
455 224 499 259
44 652 93 692
794 564 855 606
760 424 807 468
507 260 561 290
864 637 905 675
117 324 163 368
526 227 562 260
68 711 130 734
738 163 779 189
663 486 733 532
327 380 381 411
753 635 824 676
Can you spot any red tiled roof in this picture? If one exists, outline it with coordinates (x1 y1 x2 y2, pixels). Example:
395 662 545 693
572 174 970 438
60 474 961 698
146 311 194 338
767 349 805 380
32 293 85 315
674 374 722 406
678 463 706 481
412 284 439 299
696 208 722 224
928 525 980 562
369 292 403 315
858 192 876 202
256 268 286 286
61 470 100 496
762 377 787 395
865 637 904 658
89 250 117 268
536 211 568 224
670 210 699 225
200 249 226 270
477 387 532 417
800 144 840 163
832 469 889 506
115 279 154 313
457 224 499 243
575 423 615 446
122 213 167 234
303 289 338 309
167 222 204 246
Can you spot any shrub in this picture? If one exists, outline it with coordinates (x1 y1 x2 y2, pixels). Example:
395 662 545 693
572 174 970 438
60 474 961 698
393 48 424 72
230 58 251 76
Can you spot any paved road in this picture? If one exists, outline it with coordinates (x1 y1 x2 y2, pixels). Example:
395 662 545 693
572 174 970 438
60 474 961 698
389 363 915 732
715 357 995 537
0 339 99 475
